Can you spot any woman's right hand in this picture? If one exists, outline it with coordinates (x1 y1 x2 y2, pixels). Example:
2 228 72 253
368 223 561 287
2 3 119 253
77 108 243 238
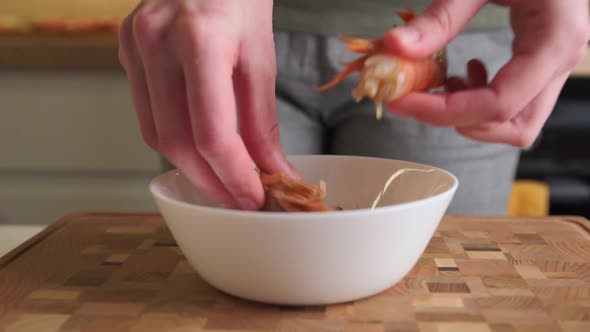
382 0 589 148
118 0 298 210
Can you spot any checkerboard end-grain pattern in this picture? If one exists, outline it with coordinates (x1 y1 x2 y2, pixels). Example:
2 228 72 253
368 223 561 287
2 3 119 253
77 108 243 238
1 213 589 332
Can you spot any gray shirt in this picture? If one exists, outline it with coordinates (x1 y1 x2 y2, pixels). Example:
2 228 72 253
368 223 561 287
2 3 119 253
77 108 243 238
273 0 510 37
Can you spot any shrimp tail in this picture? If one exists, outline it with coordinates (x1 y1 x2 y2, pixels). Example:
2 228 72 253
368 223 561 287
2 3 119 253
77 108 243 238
316 6 418 93
316 54 369 92
316 4 448 121
396 6 417 22
339 34 382 53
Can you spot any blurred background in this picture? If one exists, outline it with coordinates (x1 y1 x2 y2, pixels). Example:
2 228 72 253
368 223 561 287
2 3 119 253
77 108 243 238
0 0 160 231
0 1 589 250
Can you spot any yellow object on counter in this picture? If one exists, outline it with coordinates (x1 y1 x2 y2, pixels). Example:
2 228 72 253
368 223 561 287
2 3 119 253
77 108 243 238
507 180 550 216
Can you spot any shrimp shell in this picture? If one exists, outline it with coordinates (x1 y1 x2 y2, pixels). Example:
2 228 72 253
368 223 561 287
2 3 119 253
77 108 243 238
257 169 335 212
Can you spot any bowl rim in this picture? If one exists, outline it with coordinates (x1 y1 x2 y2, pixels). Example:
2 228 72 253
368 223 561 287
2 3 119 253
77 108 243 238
149 155 459 219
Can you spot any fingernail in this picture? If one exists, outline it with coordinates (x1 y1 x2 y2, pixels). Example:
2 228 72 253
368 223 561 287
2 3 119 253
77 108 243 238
395 26 420 44
237 198 259 211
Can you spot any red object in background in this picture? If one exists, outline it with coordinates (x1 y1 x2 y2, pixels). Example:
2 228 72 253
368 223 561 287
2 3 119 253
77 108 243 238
31 18 68 32
65 17 121 32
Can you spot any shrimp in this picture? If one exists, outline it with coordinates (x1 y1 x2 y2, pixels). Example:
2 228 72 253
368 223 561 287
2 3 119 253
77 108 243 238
317 7 447 120
257 169 337 212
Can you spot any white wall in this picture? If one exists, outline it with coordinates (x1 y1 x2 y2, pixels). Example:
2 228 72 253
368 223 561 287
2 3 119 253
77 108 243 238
0 71 162 225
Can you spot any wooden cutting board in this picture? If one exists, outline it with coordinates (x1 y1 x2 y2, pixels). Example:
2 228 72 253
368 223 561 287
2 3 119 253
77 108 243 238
1 212 590 332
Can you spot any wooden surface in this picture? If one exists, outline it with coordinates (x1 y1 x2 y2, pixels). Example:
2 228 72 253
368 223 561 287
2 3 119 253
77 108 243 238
1 212 590 332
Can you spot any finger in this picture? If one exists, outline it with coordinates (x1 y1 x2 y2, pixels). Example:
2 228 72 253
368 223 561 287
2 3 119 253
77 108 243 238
165 144 239 209
132 0 180 140
175 18 266 210
118 3 158 149
386 90 483 126
133 3 236 208
466 59 488 88
457 72 569 147
234 35 301 180
382 0 487 58
444 76 467 93
442 58 487 93
387 48 560 127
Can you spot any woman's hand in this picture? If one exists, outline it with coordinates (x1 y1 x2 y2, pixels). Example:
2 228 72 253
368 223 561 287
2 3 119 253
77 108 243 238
118 0 298 210
382 0 590 147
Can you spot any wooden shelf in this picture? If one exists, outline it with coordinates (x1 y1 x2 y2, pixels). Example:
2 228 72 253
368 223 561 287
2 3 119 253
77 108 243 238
0 32 121 71
1 33 588 76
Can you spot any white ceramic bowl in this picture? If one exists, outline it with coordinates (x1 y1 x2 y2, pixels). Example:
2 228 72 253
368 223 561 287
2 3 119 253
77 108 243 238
150 155 458 305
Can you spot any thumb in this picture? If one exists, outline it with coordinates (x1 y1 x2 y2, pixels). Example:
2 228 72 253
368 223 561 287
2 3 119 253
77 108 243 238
382 0 488 58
